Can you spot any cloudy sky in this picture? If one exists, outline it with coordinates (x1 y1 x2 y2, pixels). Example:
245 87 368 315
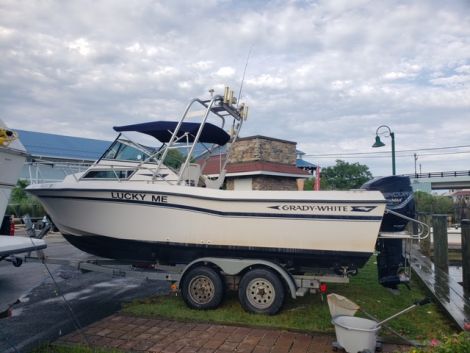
1 0 469 176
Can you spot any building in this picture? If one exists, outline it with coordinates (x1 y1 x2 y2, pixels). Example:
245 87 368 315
296 150 317 175
14 129 111 183
201 135 310 191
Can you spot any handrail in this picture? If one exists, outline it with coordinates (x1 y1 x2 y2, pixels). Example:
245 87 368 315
152 97 200 181
385 208 430 240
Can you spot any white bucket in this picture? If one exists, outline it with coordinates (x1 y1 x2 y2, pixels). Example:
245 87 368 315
327 293 360 317
332 315 380 353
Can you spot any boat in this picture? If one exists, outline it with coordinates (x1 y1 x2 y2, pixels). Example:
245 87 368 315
0 119 46 264
0 119 28 232
27 89 409 275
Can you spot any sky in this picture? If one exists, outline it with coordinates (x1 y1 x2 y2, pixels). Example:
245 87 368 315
1 0 469 176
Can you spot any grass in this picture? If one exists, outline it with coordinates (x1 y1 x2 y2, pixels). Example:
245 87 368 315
123 256 458 341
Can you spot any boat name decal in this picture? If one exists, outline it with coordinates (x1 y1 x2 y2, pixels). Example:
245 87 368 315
111 192 168 203
269 205 377 212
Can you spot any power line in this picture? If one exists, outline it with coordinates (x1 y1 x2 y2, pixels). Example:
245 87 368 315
308 150 470 159
303 144 470 158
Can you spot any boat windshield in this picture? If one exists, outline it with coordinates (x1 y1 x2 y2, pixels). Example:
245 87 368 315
103 140 152 162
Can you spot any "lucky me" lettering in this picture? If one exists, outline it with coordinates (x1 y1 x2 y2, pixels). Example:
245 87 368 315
111 192 146 200
110 192 168 204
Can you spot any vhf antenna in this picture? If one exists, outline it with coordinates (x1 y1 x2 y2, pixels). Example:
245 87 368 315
237 45 253 108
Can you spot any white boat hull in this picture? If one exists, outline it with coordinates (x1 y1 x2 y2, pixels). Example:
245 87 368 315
28 182 386 269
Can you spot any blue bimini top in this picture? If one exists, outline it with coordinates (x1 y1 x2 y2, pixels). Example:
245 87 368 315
113 121 230 146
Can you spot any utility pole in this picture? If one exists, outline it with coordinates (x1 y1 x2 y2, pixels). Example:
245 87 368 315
414 153 418 175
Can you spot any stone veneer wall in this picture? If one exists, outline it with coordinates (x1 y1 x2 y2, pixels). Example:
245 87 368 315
228 136 296 165
225 179 235 190
225 136 300 191
252 176 297 190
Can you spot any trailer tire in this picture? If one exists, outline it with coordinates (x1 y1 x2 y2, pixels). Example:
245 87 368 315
12 257 23 268
181 266 224 310
238 268 285 315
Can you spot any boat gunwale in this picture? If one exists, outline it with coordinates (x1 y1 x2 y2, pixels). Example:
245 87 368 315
27 186 388 204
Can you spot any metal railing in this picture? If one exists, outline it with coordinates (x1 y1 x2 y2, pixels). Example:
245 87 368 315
404 170 470 179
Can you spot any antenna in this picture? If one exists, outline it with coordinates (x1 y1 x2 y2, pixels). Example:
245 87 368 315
237 45 253 107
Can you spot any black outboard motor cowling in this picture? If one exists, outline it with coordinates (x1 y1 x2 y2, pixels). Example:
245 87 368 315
361 175 415 231
361 176 415 289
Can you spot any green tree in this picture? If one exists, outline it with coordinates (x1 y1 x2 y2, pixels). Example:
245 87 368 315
164 149 186 170
319 160 373 190
7 180 45 217
414 191 454 214
303 178 313 190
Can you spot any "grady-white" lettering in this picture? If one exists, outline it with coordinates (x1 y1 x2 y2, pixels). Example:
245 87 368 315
270 205 349 212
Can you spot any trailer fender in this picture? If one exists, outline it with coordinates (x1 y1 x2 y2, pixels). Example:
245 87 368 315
182 257 297 299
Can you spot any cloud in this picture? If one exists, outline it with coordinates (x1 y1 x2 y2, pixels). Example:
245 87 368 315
215 66 236 78
0 0 469 176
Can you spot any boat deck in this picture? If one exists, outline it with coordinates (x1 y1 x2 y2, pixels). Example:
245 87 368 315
410 244 470 330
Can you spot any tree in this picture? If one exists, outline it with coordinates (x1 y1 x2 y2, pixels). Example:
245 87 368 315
303 178 314 190
164 149 186 170
319 160 373 190
7 180 45 217
414 191 454 214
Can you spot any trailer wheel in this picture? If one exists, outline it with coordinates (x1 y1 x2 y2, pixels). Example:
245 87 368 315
11 257 23 268
181 266 224 310
238 268 285 315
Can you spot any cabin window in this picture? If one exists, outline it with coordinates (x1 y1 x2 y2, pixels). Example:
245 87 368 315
103 141 150 162
82 170 135 179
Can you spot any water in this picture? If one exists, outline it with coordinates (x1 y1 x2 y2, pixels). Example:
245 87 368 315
449 265 463 284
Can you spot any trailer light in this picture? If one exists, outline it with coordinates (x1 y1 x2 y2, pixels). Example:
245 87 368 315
170 283 178 292
9 220 14 236
320 283 327 293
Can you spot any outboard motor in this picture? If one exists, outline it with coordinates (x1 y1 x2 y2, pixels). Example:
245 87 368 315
361 176 415 289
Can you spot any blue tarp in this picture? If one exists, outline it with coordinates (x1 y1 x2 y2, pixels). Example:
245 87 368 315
114 121 230 146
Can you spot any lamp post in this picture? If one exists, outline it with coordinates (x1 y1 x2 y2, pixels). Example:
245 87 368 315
372 125 396 176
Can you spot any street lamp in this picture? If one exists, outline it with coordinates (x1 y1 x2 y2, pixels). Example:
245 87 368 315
372 125 396 175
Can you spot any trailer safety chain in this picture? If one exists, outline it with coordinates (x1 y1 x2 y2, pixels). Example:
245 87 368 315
0 325 20 353
28 237 92 350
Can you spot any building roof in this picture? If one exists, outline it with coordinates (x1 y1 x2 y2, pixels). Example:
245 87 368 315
296 158 317 169
451 190 470 197
14 129 111 161
237 135 296 145
202 156 309 178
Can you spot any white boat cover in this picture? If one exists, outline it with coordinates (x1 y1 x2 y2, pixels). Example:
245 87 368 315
0 235 46 257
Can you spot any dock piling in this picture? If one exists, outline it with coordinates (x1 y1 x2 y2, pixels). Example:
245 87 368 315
419 213 431 257
432 214 448 273
462 219 470 296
